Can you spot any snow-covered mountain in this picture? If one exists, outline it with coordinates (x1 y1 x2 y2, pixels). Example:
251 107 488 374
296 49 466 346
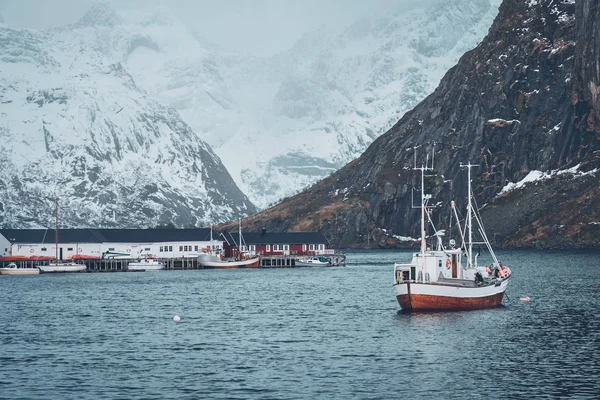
0 0 499 229
0 15 255 229
87 0 498 209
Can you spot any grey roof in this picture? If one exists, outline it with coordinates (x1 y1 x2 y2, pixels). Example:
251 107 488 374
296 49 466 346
0 228 213 244
0 229 105 244
222 231 329 246
97 229 212 243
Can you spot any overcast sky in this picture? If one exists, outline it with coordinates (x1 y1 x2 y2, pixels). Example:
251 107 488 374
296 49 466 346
0 0 409 56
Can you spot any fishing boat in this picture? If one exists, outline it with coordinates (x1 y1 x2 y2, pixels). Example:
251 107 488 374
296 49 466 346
38 198 86 273
0 262 40 275
198 219 260 268
127 258 165 271
294 256 331 267
198 255 260 269
393 160 511 311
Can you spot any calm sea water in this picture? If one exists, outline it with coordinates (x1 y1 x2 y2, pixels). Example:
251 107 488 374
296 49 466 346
1 250 599 399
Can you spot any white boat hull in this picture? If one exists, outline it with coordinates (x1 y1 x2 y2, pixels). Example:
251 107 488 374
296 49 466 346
0 268 40 275
199 256 260 268
127 263 164 271
294 260 330 267
394 277 509 311
39 264 87 273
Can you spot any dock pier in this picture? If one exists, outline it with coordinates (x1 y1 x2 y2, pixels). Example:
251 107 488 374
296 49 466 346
0 253 346 272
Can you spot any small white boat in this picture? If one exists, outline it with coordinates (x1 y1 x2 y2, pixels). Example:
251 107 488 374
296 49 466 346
198 255 260 269
0 262 40 275
295 256 331 267
128 259 165 271
39 262 87 273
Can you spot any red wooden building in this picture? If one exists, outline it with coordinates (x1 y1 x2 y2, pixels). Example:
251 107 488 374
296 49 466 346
221 229 331 258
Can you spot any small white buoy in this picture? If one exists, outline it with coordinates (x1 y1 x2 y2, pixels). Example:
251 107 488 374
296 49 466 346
173 315 181 323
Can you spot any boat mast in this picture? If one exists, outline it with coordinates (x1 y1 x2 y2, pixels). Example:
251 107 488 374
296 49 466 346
55 197 59 261
238 218 242 256
414 148 434 280
420 165 426 256
460 162 478 268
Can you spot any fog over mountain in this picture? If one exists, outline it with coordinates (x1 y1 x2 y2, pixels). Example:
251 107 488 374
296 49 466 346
0 0 501 228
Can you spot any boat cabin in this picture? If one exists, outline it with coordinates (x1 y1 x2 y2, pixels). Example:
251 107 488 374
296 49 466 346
395 248 466 284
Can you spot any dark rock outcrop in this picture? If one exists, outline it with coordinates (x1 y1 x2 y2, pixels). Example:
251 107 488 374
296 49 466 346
227 0 600 249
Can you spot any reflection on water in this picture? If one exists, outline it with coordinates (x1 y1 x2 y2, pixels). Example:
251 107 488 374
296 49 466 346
1 249 599 399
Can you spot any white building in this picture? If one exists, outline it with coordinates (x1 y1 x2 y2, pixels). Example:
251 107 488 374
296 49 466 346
0 228 223 260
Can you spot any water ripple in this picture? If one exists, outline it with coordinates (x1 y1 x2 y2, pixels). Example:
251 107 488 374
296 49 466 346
1 250 599 399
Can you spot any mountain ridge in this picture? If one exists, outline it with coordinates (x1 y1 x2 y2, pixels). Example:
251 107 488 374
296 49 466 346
0 21 256 229
223 0 600 249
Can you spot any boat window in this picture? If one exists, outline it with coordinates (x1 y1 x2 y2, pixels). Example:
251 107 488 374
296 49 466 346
109 248 115 251
266 245 270 251
410 267 416 280
160 246 163 252
145 248 150 251
169 246 173 251
402 270 410 281
179 246 183 251
68 247 73 251
438 260 442 268
195 245 198 251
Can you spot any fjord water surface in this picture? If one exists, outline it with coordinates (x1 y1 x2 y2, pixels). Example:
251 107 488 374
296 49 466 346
1 250 599 399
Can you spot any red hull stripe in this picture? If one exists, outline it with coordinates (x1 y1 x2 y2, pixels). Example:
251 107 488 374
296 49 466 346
397 292 505 311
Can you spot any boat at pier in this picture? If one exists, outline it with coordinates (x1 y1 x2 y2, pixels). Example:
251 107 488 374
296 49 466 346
198 255 260 269
393 160 511 311
39 262 87 273
294 256 331 267
199 219 260 268
0 262 40 275
39 198 87 273
128 258 165 271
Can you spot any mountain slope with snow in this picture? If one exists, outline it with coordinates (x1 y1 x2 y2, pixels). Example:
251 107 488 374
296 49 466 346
0 17 255 229
230 0 600 249
75 1 498 209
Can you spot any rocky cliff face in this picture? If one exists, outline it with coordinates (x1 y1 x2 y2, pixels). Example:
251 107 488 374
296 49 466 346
229 0 600 249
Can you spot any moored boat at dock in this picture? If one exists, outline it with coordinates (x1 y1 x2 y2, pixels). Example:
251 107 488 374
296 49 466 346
294 256 331 267
198 255 260 269
39 262 87 273
127 258 165 271
0 262 40 275
38 198 87 273
393 160 511 311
